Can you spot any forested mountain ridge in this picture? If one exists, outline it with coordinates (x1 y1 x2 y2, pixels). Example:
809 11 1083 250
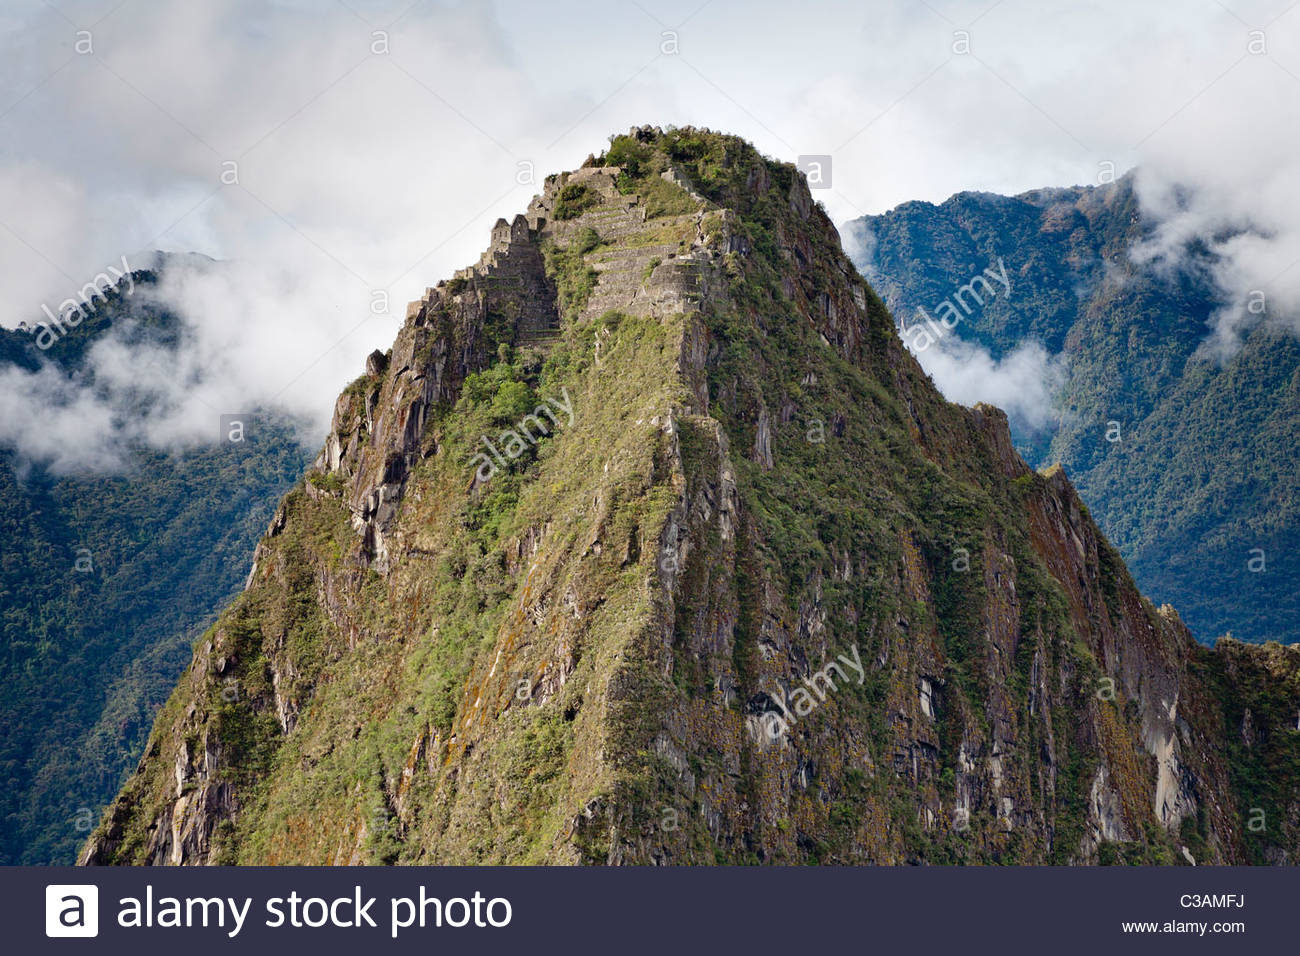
0 264 308 863
853 177 1300 646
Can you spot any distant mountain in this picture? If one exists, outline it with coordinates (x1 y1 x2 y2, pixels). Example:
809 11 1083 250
0 261 309 863
852 177 1300 645
83 131 1300 867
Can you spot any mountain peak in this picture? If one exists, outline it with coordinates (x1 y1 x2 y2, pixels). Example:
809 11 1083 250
310 126 887 572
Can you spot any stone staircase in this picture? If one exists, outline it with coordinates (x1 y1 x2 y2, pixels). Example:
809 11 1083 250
515 324 562 355
432 161 718 360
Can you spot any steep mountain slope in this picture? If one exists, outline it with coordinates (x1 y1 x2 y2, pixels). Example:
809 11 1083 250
0 267 308 863
853 179 1300 645
83 130 1300 866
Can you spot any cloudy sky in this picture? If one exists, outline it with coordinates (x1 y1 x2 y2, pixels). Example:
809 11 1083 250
2 0 1299 469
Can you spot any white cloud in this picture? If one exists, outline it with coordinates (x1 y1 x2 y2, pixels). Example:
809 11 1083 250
1 0 1298 468
912 338 1065 432
839 218 876 277
0 363 123 473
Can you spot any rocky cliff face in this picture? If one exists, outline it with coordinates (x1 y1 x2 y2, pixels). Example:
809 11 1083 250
82 128 1300 866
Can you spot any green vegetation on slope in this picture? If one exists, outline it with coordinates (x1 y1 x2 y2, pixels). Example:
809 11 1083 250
0 273 308 863
854 179 1300 644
